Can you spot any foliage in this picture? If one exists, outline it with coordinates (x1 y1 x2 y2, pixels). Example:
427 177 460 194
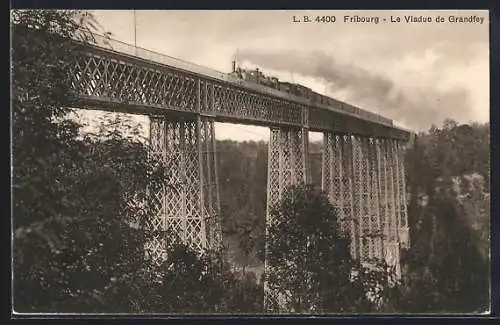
414 119 490 191
129 243 264 314
11 9 160 313
143 245 223 313
223 270 264 313
396 194 490 313
400 119 490 313
265 184 388 313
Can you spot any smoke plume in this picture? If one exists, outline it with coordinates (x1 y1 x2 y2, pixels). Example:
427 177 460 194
238 49 475 131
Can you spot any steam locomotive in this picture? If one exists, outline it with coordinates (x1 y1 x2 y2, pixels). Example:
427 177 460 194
228 61 393 126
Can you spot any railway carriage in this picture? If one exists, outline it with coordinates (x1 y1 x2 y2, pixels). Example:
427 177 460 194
229 61 394 127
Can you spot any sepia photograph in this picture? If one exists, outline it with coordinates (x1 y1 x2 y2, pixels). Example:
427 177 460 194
11 9 490 315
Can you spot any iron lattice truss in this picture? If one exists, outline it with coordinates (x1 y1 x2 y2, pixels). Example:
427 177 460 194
266 127 310 214
322 134 409 272
146 116 221 265
68 43 409 140
69 51 302 127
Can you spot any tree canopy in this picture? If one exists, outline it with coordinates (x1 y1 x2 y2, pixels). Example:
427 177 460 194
265 185 393 313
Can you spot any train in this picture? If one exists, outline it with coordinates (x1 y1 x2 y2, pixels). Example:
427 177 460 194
228 61 393 127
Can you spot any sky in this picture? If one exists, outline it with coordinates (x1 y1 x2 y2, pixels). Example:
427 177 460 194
75 10 489 141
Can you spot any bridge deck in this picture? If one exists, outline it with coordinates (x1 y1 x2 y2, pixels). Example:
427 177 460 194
69 34 410 140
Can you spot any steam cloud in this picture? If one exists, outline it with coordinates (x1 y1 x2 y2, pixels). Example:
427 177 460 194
238 49 474 131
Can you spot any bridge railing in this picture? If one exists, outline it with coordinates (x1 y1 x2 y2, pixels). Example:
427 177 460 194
89 33 230 82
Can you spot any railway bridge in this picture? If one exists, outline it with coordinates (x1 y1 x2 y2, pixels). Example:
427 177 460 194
68 35 411 277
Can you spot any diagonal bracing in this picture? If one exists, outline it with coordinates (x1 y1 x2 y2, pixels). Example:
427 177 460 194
146 116 221 265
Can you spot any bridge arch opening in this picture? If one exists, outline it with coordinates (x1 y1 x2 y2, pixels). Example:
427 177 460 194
214 122 268 278
308 131 324 189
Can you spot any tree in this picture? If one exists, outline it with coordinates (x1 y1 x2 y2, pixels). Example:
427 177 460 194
265 184 375 313
395 193 489 313
143 244 223 313
130 241 264 314
12 10 99 232
398 120 490 313
223 270 264 313
11 10 163 313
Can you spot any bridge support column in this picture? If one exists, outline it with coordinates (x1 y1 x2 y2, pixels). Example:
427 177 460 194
322 133 359 259
322 135 408 274
264 126 310 311
145 116 221 265
367 138 384 262
266 127 310 213
375 138 387 262
351 136 372 263
394 140 410 249
382 138 401 277
374 139 410 277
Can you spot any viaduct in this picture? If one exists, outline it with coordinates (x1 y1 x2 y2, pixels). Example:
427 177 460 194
68 35 411 283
